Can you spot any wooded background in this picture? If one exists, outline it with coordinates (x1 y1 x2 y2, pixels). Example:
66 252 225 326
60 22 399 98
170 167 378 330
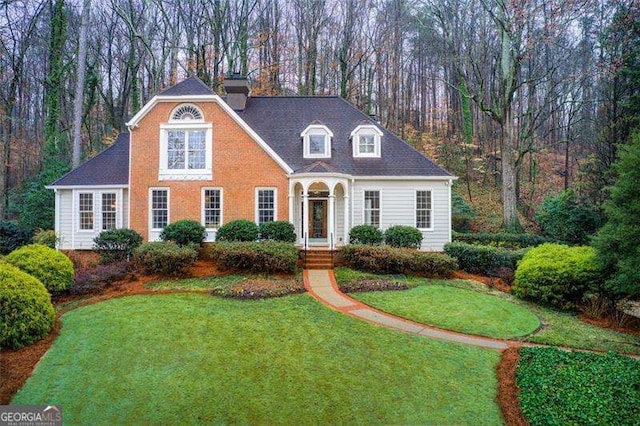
0 0 638 231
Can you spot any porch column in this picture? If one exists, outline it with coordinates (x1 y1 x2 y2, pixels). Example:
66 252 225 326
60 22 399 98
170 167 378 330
328 194 336 249
288 191 294 224
343 194 349 244
302 191 309 249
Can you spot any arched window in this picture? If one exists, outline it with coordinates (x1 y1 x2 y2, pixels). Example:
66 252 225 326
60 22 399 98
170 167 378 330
170 104 204 121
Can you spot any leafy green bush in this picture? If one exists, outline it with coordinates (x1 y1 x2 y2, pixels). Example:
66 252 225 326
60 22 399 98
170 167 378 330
32 229 58 249
513 244 601 309
444 242 524 279
451 194 477 232
0 220 33 255
452 232 552 249
349 224 384 245
384 225 422 249
340 245 457 276
0 262 55 349
207 242 299 274
133 241 198 276
160 219 207 246
517 347 640 425
216 219 259 242
93 228 143 263
5 244 74 293
259 220 296 242
536 189 602 245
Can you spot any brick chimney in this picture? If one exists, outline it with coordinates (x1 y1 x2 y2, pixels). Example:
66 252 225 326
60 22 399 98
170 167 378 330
223 73 249 111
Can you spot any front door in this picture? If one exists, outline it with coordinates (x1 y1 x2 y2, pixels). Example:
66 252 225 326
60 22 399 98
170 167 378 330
309 200 328 239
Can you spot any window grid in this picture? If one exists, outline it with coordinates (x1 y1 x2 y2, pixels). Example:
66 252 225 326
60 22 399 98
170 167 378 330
416 190 432 229
203 189 221 228
151 190 168 229
364 191 380 227
167 130 206 170
359 135 376 154
257 189 275 225
78 193 94 230
102 193 117 230
309 134 326 155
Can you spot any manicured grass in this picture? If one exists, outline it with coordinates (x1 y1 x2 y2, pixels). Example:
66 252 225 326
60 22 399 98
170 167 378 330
353 284 540 339
517 347 640 425
333 266 427 287
13 294 503 425
146 274 247 290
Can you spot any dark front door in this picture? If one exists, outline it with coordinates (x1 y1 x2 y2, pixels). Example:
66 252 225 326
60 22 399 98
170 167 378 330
309 200 328 239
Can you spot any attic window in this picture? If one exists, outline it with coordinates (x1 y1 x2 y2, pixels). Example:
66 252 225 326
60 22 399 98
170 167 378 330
351 125 383 158
171 104 203 121
301 124 333 159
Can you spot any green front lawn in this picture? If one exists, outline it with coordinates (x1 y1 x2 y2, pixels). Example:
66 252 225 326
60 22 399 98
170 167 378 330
146 274 248 290
13 294 502 425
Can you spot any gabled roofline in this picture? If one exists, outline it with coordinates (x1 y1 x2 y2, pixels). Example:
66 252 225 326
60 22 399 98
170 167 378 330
125 94 293 174
46 184 130 190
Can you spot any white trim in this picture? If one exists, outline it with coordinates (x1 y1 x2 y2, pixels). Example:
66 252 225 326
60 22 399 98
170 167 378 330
354 175 458 181
255 187 278 224
301 124 334 159
99 191 119 231
159 123 213 180
415 189 434 232
201 187 223 242
47 184 129 190
447 179 453 243
126 94 293 174
351 125 383 158
76 191 95 232
362 189 381 228
149 187 170 241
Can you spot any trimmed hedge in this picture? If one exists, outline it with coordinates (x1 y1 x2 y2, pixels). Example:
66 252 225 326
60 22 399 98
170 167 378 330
133 241 198 276
206 242 299 274
6 244 74 293
160 219 207 246
340 245 457 276
517 347 640 425
93 228 143 263
384 225 423 249
444 241 525 279
0 262 55 349
349 224 384 245
259 220 296 242
216 219 259 242
513 243 601 309
0 221 32 255
452 232 552 249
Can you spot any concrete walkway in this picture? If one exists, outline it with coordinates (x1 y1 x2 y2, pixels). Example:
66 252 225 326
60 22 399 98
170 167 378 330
303 269 509 350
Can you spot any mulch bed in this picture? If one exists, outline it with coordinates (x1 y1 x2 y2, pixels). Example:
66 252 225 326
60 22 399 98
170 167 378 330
496 345 528 426
452 270 512 293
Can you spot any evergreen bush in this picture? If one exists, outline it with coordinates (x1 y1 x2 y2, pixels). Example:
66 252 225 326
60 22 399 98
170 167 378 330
207 242 298 274
93 228 143 263
133 241 198 276
349 224 384 245
216 219 259 242
160 219 207 246
384 225 423 249
5 244 74 293
32 229 58 249
535 189 602 245
258 220 296 242
0 221 33 255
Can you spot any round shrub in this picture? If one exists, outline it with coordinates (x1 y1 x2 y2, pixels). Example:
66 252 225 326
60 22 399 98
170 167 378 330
384 225 423 249
513 244 601 309
6 244 74 293
0 220 33 255
160 219 207 246
0 262 55 349
259 220 296 242
93 228 143 263
32 229 58 249
349 224 383 245
216 219 259 242
133 241 198 276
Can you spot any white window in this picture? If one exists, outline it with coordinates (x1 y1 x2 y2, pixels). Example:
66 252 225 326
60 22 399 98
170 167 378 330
101 193 117 230
364 190 380 227
78 193 94 230
256 188 277 225
159 104 212 180
416 190 432 230
150 189 169 230
202 188 222 229
301 124 333 159
351 125 383 158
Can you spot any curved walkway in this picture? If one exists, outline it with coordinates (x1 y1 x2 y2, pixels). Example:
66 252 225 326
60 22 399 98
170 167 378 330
303 269 509 350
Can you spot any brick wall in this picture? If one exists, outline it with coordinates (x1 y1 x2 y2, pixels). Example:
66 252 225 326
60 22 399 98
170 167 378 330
129 100 289 240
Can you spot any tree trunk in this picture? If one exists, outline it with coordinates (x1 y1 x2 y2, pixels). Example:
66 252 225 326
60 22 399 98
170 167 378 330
501 111 521 232
72 0 91 168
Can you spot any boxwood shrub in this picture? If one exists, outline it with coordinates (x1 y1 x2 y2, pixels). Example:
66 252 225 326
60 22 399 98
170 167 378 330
207 242 299 274
444 241 525 279
384 225 423 249
340 245 457 277
0 262 55 349
160 219 207 246
216 219 259 242
133 241 198 276
259 220 296 242
513 243 601 309
93 228 143 263
5 244 74 293
349 224 383 245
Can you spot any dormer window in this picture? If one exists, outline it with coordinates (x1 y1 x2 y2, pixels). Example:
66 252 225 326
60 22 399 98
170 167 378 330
301 125 333 159
351 125 383 158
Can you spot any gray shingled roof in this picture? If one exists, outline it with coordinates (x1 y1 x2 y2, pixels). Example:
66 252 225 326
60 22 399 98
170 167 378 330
156 76 214 97
238 96 451 177
50 133 129 186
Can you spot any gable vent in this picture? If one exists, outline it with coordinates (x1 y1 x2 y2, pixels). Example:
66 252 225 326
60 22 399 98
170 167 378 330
171 104 203 121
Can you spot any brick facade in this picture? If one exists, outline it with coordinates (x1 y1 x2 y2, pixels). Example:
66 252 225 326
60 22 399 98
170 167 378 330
129 100 289 240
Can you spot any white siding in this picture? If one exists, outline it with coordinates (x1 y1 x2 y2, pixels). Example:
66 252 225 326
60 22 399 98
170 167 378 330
352 179 451 251
56 190 74 249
